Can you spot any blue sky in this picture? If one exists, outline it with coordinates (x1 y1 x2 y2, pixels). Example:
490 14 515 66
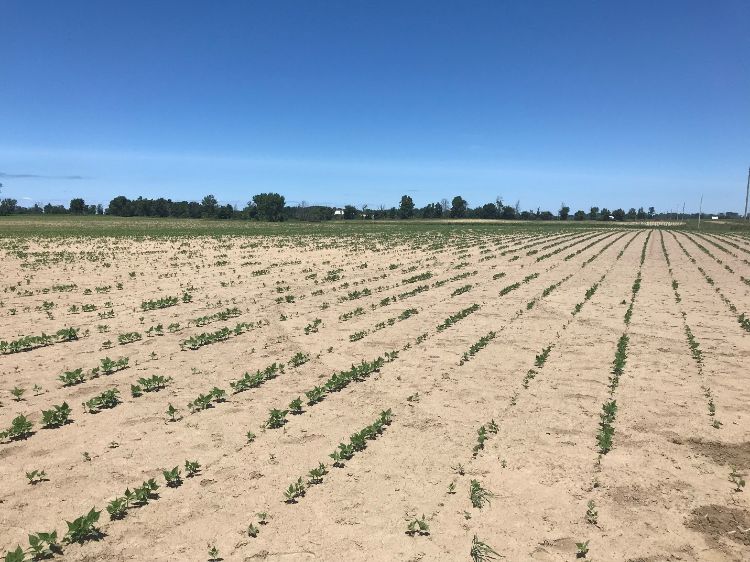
1 1 748 212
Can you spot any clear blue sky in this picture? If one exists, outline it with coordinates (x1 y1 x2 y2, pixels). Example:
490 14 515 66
1 1 748 213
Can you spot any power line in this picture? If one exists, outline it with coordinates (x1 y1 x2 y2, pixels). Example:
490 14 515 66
744 166 749 220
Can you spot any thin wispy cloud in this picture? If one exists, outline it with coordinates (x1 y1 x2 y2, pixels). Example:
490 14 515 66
0 145 696 185
0 171 87 180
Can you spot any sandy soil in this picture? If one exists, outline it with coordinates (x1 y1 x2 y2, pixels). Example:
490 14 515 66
0 228 748 561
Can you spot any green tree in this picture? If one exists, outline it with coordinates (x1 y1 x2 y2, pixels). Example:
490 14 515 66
398 195 415 219
637 207 647 220
343 205 358 220
612 208 626 221
589 206 599 220
0 198 18 215
626 207 637 220
216 204 234 219
252 192 286 221
500 205 516 219
69 198 86 214
559 204 570 221
107 196 128 216
201 194 218 218
599 208 611 221
573 210 586 221
450 196 467 218
421 202 442 218
478 203 498 219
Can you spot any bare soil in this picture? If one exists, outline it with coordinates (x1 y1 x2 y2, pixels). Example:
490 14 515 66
0 228 748 561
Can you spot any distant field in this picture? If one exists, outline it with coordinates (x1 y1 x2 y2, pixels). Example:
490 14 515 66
4 214 749 237
1 222 749 561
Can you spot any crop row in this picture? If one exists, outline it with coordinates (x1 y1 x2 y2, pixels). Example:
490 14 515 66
349 308 418 342
459 331 496 365
3 459 203 561
140 295 179 311
436 304 480 332
180 321 265 350
0 327 79 355
535 231 610 262
669 233 750 334
659 231 722 429
59 356 130 386
499 272 538 296
593 233 649 459
283 409 394 504
564 231 618 261
191 307 242 327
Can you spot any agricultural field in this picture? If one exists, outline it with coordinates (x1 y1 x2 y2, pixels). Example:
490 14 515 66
1 220 749 561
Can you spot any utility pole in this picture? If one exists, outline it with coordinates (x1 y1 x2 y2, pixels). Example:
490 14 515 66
745 166 749 220
698 194 703 229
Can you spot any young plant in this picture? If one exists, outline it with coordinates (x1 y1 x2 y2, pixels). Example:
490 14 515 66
289 352 310 367
59 368 86 386
207 543 220 562
576 540 590 558
188 393 213 412
247 523 259 538
469 479 495 509
308 462 328 485
132 375 172 396
106 497 128 520
729 467 746 492
185 460 201 477
596 400 617 454
0 415 34 441
117 331 142 345
83 388 120 413
470 535 500 562
472 425 488 456
42 402 72 428
63 508 102 544
167 403 179 422
329 449 345 468
350 431 368 452
333 443 354 463
265 408 288 429
210 387 226 402
289 397 303 415
133 479 160 506
283 477 306 503
406 514 430 536
305 386 326 405
10 387 25 401
534 346 551 368
3 546 25 562
585 500 598 525
163 466 182 488
99 356 129 375
27 530 61 559
26 469 48 485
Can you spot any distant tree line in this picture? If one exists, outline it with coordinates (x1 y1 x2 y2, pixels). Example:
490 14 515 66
0 193 741 222
0 198 103 216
